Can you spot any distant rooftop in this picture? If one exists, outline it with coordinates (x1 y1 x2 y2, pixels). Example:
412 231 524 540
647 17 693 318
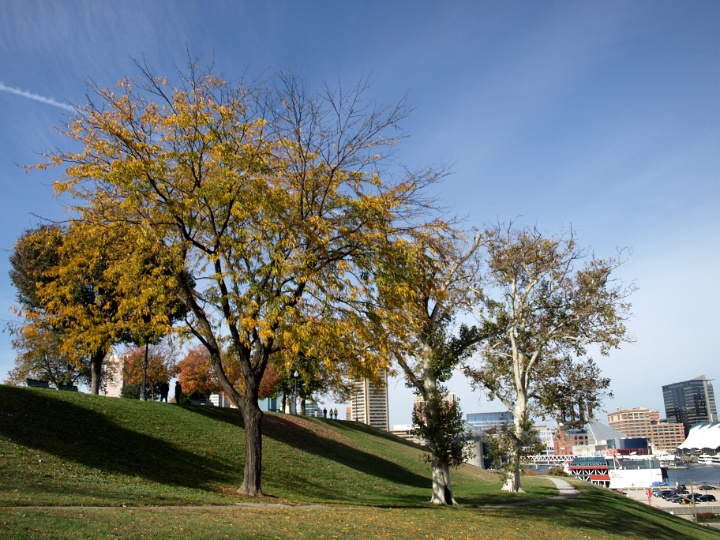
586 420 627 444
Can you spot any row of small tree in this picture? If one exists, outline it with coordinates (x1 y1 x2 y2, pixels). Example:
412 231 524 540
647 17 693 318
7 58 633 503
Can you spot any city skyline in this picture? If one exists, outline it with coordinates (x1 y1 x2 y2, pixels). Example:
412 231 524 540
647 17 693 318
1 2 718 428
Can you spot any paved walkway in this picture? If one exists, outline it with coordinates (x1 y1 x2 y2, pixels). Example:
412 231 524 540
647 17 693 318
485 477 580 508
547 477 581 499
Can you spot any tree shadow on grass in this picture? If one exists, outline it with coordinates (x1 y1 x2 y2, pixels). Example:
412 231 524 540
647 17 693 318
329 419 425 450
181 402 245 428
0 386 233 491
184 406 431 501
262 415 429 488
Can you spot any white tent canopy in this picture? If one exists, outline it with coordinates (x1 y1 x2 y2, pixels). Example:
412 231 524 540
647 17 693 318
678 422 720 451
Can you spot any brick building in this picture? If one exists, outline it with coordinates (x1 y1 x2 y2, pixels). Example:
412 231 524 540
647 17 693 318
607 407 685 451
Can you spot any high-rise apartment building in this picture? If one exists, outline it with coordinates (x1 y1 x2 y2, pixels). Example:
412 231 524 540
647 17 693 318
662 376 718 434
607 407 659 438
607 407 685 451
102 354 125 397
349 371 389 431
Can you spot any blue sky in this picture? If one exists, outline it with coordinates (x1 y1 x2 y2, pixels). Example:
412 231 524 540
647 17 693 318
1 1 718 427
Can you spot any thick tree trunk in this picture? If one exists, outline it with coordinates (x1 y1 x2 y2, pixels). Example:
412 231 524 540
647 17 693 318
500 456 524 492
89 351 104 395
501 401 526 493
430 453 457 504
421 347 457 505
238 398 264 497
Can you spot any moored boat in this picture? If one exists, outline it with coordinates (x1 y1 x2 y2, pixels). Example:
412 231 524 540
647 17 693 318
657 455 689 469
698 454 716 465
568 455 667 489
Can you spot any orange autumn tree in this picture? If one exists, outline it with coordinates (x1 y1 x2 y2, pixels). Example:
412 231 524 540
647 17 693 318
39 60 439 496
176 345 220 400
121 341 177 399
257 363 282 400
177 345 285 401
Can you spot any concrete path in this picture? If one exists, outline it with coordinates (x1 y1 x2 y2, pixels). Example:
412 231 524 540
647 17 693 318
485 477 580 508
546 477 581 499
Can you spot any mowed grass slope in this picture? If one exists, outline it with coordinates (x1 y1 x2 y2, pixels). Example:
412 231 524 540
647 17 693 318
0 384 507 507
0 385 718 539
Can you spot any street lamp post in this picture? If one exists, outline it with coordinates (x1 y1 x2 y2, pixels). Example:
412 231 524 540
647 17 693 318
293 370 299 415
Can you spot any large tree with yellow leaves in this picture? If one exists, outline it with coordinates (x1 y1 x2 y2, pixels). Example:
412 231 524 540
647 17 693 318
38 61 439 497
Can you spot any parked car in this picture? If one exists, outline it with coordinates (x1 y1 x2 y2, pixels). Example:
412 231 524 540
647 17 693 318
698 484 717 491
684 494 703 503
666 495 684 504
699 494 717 502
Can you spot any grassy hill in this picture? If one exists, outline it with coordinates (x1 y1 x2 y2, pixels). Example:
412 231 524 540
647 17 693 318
0 385 717 539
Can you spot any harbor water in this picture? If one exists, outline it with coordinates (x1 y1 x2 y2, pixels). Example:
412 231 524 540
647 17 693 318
666 463 720 487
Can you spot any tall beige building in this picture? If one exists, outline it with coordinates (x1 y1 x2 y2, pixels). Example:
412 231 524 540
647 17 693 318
102 354 125 397
607 407 685 451
349 371 389 431
607 407 659 438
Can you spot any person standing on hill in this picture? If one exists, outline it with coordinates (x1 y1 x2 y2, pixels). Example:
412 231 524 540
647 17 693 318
174 381 183 404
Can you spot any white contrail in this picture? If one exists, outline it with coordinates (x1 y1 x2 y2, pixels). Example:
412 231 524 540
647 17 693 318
0 81 74 112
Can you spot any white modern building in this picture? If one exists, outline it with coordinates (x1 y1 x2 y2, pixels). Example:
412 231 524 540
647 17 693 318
678 422 720 452
535 424 556 455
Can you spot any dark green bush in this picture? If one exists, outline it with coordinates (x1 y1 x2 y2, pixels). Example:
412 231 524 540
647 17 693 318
546 466 570 477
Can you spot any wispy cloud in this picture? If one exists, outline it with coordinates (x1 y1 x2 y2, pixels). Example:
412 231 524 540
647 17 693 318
0 82 74 112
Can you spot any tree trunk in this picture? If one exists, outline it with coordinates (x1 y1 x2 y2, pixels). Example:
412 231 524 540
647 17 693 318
500 454 523 492
140 342 149 401
421 346 457 505
501 402 526 493
430 453 457 504
89 351 104 395
238 397 264 497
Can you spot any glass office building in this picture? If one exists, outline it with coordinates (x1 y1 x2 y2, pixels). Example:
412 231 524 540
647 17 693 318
466 411 514 432
662 375 717 435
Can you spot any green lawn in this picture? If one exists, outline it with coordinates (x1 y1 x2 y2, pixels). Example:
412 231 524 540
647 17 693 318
1 385 718 539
